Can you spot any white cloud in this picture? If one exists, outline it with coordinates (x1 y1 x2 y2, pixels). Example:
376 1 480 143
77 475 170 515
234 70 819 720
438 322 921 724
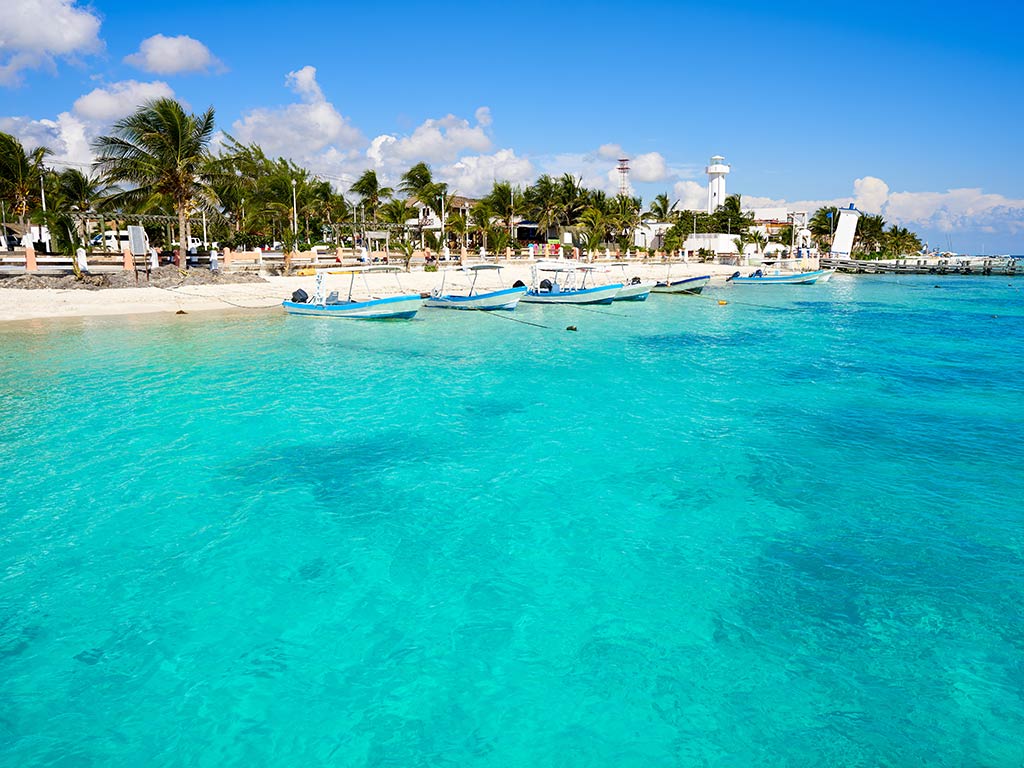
598 143 624 160
438 149 534 197
1 78 177 168
0 0 103 85
73 80 176 122
886 188 1024 234
631 151 668 183
231 65 364 162
719 176 1024 244
124 34 222 75
287 64 323 101
0 111 92 167
672 180 707 211
853 176 889 214
367 110 492 171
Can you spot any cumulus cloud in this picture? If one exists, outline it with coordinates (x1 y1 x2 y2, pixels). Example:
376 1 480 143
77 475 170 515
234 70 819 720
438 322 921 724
721 175 1024 246
73 80 176 122
124 34 222 75
0 111 92 167
438 149 534 197
598 143 624 160
853 176 889 214
1 78 178 168
367 110 492 172
232 65 364 162
672 180 707 211
631 152 668 183
0 0 103 85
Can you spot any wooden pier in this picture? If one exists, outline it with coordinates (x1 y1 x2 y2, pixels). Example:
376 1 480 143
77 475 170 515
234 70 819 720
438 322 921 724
822 257 1019 276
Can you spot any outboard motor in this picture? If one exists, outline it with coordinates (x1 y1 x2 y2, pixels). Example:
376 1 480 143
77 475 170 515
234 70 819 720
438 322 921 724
630 276 641 285
726 271 741 282
539 278 553 291
291 288 309 303
512 279 526 288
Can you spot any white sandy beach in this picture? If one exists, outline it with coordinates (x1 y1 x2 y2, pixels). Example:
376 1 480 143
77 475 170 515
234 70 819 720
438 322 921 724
0 262 747 323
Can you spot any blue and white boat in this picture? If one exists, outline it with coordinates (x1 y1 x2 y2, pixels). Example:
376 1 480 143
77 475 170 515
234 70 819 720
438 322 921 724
652 274 712 294
282 267 423 319
650 263 712 294
727 268 835 285
603 263 656 301
424 264 527 310
519 262 623 305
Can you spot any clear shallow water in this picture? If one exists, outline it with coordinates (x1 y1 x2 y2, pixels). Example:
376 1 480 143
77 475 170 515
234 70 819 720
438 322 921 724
1 275 1023 766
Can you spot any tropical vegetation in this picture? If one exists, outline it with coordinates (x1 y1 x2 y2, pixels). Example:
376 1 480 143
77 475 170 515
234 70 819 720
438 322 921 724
0 98 925 261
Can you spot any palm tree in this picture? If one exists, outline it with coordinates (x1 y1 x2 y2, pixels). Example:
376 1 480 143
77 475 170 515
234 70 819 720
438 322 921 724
611 194 641 249
556 173 587 228
809 206 839 250
646 193 673 222
0 132 50 223
379 197 411 228
398 162 432 200
579 207 610 254
485 181 517 239
470 200 493 251
748 230 767 258
855 214 886 257
349 169 392 221
93 98 218 266
884 225 922 257
713 193 751 235
523 174 560 241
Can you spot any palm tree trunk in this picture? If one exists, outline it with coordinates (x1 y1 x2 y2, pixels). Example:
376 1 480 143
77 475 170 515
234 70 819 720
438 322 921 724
177 205 187 267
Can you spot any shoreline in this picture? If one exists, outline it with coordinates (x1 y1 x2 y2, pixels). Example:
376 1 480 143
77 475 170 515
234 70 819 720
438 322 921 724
0 262 744 323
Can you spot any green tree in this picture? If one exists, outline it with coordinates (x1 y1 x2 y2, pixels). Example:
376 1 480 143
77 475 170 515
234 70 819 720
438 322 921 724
0 132 50 223
855 213 886 257
712 193 753 235
579 207 611 253
398 162 433 200
646 193 673 222
93 98 218 266
379 198 411 228
349 169 392 221
484 181 518 239
523 174 560 240
883 225 922 257
809 206 839 250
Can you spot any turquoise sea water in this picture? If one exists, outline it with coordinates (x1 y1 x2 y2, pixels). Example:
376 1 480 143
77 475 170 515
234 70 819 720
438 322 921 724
1 275 1023 766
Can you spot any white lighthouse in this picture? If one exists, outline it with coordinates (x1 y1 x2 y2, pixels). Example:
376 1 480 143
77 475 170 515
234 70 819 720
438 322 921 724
706 155 730 214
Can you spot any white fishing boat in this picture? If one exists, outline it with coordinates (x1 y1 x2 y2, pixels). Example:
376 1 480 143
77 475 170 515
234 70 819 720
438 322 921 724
518 261 622 305
282 267 423 319
424 263 527 310
604 263 656 301
727 268 835 285
651 263 712 294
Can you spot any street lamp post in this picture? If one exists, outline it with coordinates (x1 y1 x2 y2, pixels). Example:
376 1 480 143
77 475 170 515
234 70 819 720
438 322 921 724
291 179 298 241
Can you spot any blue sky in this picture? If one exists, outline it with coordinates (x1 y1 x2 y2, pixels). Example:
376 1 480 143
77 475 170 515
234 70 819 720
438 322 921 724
3 0 1023 252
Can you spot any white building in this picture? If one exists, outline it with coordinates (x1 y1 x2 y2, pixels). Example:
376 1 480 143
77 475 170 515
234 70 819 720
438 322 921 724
706 155 730 214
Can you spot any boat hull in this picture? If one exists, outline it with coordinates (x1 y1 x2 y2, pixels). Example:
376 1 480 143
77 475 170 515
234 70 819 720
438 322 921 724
520 283 623 305
613 281 656 301
651 276 711 294
729 269 834 285
423 286 527 310
282 294 423 319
